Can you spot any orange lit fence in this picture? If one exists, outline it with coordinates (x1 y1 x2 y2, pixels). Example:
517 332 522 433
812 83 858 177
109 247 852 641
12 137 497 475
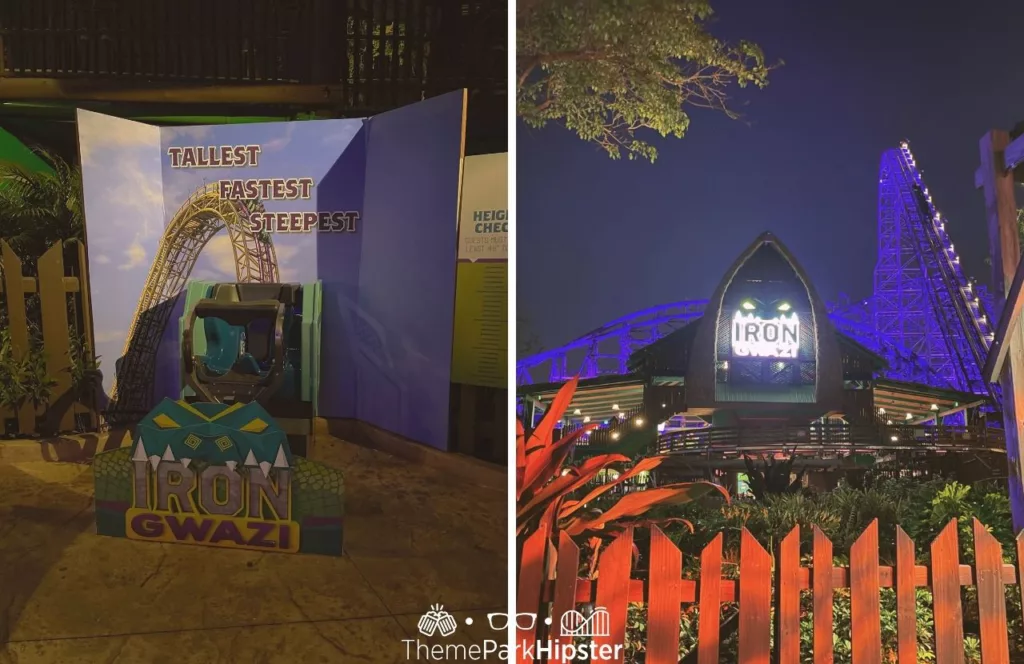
0 240 98 435
517 518 1021 663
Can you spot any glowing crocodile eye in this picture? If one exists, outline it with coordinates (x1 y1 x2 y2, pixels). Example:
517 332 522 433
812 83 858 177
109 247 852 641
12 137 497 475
777 302 791 312
742 301 756 310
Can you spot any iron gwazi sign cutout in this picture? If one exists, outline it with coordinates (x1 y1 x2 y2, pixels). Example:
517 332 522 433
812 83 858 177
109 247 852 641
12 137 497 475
94 399 345 556
731 301 799 359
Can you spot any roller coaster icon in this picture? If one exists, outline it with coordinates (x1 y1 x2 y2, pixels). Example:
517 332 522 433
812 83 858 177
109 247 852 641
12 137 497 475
560 607 610 637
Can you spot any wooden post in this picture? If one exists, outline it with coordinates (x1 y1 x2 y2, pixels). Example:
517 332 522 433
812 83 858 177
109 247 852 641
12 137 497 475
1 240 36 434
37 242 75 432
77 240 99 429
978 130 1024 531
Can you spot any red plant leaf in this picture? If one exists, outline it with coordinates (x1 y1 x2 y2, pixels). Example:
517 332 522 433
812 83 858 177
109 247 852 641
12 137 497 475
558 456 667 521
630 517 694 533
518 422 599 499
516 419 527 473
517 451 630 521
524 376 579 455
563 482 728 536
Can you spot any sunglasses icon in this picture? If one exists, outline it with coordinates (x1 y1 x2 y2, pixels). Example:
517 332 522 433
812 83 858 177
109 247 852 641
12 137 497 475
487 612 538 631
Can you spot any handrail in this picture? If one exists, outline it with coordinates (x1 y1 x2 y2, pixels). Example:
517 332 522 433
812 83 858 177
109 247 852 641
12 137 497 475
656 423 1005 456
566 403 647 449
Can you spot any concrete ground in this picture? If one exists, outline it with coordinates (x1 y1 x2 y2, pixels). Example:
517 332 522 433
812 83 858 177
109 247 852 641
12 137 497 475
0 432 507 663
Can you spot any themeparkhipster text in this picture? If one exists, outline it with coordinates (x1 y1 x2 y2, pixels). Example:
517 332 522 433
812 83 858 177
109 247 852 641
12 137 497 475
167 144 359 234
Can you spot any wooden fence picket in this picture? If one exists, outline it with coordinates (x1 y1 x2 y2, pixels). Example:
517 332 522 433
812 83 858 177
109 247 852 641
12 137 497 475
549 531 580 664
696 533 723 664
1 240 35 433
850 519 882 664
776 526 801 664
972 519 1009 664
519 517 1022 664
646 527 681 664
516 523 549 664
812 526 834 664
895 526 917 664
738 528 771 664
593 527 633 664
930 520 964 664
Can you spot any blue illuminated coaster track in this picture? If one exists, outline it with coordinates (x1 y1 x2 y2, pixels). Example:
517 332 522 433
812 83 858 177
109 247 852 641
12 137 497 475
874 143 995 397
518 142 998 404
516 299 933 385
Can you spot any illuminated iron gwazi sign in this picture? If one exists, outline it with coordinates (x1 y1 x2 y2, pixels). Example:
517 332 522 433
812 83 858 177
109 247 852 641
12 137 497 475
732 310 800 358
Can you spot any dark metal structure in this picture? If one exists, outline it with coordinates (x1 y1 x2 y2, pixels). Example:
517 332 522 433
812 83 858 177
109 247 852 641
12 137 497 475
0 0 506 153
518 143 997 398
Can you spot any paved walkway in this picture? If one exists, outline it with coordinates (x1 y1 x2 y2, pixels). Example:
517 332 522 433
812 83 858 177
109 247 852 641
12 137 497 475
0 434 507 663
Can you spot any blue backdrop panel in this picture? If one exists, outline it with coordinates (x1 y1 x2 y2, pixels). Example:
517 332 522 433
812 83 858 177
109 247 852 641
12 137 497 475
316 124 368 419
353 90 466 449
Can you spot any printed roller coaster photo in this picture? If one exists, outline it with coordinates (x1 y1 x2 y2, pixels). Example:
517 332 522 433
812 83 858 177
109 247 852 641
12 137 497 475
104 180 323 452
518 141 1001 418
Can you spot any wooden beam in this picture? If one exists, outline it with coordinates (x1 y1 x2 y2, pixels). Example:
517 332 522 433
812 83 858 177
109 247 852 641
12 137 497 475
975 131 1024 188
0 276 80 294
0 78 347 106
909 402 977 426
979 128 1024 532
985 252 1024 383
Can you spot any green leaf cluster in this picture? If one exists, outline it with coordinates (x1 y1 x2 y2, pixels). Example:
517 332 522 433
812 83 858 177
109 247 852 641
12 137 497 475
517 0 776 161
0 148 84 265
0 329 58 419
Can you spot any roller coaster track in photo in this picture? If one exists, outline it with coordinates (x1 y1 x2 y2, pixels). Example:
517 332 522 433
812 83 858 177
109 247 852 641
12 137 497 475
106 184 278 422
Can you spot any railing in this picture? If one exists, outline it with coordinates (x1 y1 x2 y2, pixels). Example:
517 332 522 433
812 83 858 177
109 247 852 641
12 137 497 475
0 0 504 112
517 519 1021 663
657 423 1005 456
566 403 647 450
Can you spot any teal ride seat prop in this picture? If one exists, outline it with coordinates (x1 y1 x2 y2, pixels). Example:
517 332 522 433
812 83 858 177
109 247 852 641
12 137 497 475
178 281 322 457
200 316 244 376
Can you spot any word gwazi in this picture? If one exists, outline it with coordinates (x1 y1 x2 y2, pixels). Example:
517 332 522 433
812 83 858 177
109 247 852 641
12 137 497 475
125 441 300 553
731 310 800 359
166 142 359 234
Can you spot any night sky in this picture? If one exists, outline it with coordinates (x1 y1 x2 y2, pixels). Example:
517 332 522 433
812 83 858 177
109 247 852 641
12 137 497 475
517 0 1024 354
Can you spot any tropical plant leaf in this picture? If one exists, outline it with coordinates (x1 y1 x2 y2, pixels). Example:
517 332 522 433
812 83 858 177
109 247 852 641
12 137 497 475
607 516 695 534
563 482 729 535
524 376 579 456
519 422 598 499
517 451 630 522
558 455 667 521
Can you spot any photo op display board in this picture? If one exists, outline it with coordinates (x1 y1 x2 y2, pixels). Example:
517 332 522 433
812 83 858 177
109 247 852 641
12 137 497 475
78 90 467 451
451 153 508 388
316 90 468 449
93 399 345 556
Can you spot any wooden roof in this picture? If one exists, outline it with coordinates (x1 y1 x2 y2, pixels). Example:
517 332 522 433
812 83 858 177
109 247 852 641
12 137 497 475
873 378 987 424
